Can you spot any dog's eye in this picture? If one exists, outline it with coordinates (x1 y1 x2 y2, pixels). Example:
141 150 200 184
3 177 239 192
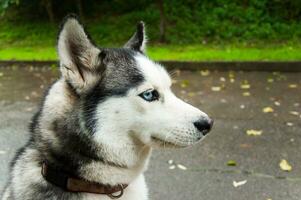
139 89 159 102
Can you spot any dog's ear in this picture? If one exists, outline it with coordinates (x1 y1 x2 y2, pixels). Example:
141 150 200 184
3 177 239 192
58 15 102 94
124 21 146 53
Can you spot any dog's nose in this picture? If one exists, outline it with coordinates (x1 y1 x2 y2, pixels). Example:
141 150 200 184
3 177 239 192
193 118 213 135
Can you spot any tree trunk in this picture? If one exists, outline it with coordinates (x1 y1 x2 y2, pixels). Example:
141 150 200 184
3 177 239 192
76 0 84 21
157 0 166 43
42 0 55 24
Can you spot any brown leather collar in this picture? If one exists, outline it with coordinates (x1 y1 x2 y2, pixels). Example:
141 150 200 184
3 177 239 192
41 162 128 199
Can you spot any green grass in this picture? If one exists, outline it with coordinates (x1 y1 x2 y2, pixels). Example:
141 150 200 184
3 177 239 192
1 44 301 61
1 19 301 61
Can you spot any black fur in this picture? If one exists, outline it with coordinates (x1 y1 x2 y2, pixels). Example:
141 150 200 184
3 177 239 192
124 21 145 53
82 48 144 133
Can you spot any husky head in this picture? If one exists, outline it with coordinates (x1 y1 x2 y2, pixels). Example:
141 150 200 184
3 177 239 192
57 16 213 152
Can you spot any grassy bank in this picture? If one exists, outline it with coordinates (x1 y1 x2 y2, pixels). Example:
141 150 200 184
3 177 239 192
1 44 301 61
1 19 301 61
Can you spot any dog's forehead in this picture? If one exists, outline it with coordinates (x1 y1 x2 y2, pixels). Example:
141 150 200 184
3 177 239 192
103 48 170 90
134 55 171 89
101 48 143 89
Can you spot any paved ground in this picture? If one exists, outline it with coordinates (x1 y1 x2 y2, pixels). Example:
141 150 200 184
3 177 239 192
0 65 300 200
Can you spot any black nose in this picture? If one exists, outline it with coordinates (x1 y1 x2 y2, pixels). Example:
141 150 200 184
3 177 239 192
193 118 213 135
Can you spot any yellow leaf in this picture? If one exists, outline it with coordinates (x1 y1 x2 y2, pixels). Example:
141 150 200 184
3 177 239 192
180 80 189 88
211 86 221 91
228 71 235 78
267 78 274 83
227 160 237 166
279 159 292 171
200 70 210 76
188 92 196 97
240 84 250 89
246 129 262 136
242 92 251 96
289 84 298 88
263 107 274 113
290 111 299 116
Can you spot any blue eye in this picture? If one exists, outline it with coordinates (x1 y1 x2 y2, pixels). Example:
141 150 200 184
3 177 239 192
139 89 159 102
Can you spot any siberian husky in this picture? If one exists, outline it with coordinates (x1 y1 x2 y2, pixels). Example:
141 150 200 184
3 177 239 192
1 15 213 200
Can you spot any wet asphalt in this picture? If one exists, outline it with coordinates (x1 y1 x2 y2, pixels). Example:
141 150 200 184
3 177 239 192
0 65 300 200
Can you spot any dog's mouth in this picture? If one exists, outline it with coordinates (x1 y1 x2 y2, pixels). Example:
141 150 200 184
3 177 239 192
150 136 191 148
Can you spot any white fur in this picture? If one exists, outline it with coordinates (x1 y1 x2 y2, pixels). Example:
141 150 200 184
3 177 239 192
83 54 211 200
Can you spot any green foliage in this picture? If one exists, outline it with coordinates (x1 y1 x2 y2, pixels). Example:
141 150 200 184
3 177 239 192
1 0 301 44
163 0 301 43
0 0 19 15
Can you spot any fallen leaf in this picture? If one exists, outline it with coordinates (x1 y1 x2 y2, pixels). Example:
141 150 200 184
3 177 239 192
177 164 187 170
289 111 299 116
267 78 274 83
180 80 189 88
288 84 298 88
228 71 235 78
227 160 237 166
286 122 294 126
240 84 250 89
233 180 247 187
246 129 262 136
200 70 210 76
169 165 176 170
242 92 251 96
263 107 274 113
211 86 221 91
188 92 196 97
220 77 226 82
279 159 292 171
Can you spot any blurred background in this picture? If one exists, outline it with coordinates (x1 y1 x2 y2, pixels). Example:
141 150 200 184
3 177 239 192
1 0 301 61
0 1 301 200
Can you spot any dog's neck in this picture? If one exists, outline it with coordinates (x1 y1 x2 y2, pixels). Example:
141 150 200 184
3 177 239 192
42 141 152 186
35 80 152 186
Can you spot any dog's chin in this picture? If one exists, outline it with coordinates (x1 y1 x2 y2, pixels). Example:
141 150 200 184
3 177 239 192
150 136 199 148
